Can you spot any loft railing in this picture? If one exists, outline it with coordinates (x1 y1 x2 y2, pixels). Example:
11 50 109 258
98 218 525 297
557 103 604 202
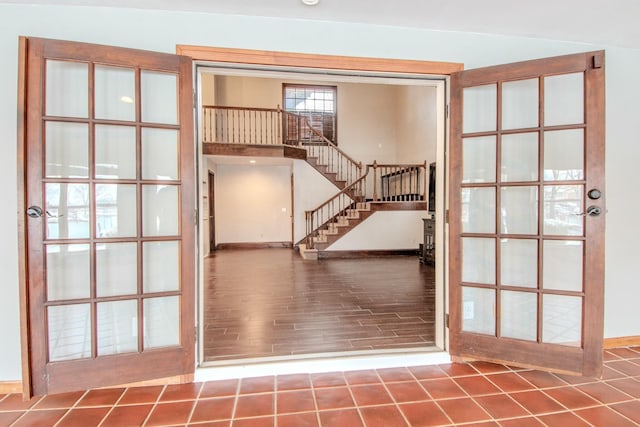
202 105 362 186
202 105 283 145
304 162 427 249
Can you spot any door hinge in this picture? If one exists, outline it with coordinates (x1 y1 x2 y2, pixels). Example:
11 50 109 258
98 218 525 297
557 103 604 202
194 209 198 225
445 209 450 224
195 325 199 343
445 313 450 328
446 104 450 119
192 89 196 109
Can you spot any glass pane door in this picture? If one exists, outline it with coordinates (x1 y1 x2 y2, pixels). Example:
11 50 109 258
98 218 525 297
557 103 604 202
449 52 605 377
25 38 195 395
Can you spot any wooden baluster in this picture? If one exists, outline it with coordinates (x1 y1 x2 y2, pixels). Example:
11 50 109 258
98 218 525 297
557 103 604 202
372 161 378 202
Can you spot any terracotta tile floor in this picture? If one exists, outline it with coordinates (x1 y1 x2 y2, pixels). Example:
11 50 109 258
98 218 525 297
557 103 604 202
2 347 640 426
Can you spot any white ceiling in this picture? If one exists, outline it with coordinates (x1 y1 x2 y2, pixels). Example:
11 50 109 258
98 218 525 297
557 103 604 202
3 0 640 49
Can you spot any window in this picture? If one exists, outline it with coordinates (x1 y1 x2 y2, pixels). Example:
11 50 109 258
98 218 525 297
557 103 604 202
283 84 337 144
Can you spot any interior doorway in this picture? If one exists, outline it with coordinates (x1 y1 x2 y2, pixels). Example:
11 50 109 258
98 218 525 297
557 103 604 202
195 64 448 366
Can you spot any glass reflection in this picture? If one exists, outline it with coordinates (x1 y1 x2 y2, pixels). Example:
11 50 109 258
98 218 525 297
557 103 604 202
463 84 497 134
543 185 583 236
48 304 91 361
95 184 137 238
45 121 89 178
46 183 90 239
95 125 136 179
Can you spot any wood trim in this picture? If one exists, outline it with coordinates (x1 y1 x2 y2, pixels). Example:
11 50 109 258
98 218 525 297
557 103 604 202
216 242 293 250
319 249 419 259
604 336 640 349
203 143 307 160
176 45 463 76
111 374 194 389
16 36 32 399
0 381 23 394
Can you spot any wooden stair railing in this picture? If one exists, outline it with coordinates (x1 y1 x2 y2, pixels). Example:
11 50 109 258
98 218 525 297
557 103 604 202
304 173 368 250
304 162 428 249
294 114 362 188
202 105 362 188
202 105 284 145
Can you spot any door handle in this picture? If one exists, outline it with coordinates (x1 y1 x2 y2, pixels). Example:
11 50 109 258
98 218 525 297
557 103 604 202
26 206 63 218
576 205 602 217
26 206 44 218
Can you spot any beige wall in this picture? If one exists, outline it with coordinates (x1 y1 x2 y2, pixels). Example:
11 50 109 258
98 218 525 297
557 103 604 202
215 164 293 244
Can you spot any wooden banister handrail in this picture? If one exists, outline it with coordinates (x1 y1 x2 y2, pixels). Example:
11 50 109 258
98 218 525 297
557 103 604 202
296 114 362 171
202 105 280 112
306 171 369 215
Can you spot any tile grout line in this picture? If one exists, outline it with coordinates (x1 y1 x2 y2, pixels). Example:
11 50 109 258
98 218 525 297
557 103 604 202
51 388 91 427
140 383 167 427
374 368 416 427
8 394 45 427
185 382 204 425
408 365 456 426
96 387 128 426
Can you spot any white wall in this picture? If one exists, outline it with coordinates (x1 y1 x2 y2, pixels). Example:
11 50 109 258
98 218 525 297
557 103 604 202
0 4 637 380
215 164 292 244
326 211 428 251
292 160 341 243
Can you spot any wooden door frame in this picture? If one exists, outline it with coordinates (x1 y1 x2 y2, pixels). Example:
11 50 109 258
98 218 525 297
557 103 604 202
208 170 216 254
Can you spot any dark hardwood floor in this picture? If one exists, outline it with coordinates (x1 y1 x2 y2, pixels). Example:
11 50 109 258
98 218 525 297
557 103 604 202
203 248 436 362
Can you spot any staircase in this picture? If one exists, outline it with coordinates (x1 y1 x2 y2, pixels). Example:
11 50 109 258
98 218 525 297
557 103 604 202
311 201 373 250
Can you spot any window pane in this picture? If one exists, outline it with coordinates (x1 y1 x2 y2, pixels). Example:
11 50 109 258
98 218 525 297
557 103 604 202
48 304 91 361
544 129 584 181
543 240 583 292
47 244 90 301
45 121 89 178
96 184 137 238
463 136 496 183
142 128 179 180
543 185 583 236
46 183 90 239
462 238 495 285
461 188 495 234
143 241 180 293
463 84 497 133
96 242 138 297
142 185 179 236
462 287 495 335
501 132 538 182
95 125 136 179
97 300 138 356
543 295 582 346
46 60 88 118
141 71 178 124
502 78 539 130
144 296 180 349
544 73 584 126
95 65 135 121
501 239 537 288
500 186 538 235
501 290 537 341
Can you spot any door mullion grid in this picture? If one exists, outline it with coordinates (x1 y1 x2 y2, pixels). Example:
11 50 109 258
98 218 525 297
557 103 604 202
88 61 99 360
494 81 503 339
135 66 145 354
537 75 545 345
